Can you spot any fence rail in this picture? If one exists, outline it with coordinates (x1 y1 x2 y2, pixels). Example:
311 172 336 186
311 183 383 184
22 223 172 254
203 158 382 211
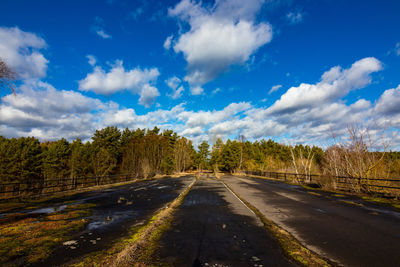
0 173 138 201
244 170 400 197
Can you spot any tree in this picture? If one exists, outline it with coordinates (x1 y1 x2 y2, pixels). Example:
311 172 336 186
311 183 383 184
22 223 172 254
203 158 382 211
91 127 122 181
210 138 224 172
197 141 210 171
0 58 16 93
323 124 389 192
42 138 71 181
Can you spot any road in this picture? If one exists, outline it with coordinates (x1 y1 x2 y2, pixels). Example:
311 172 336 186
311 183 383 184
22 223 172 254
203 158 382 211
30 175 195 266
154 175 296 266
222 175 400 267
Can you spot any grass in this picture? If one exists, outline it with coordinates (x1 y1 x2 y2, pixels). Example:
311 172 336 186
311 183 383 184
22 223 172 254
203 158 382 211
338 200 364 207
71 179 196 267
222 181 332 267
0 203 95 265
307 191 321 196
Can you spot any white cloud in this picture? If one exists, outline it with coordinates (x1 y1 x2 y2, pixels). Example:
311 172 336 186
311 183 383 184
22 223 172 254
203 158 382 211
96 29 112 39
0 81 103 140
268 84 282 94
396 42 400 56
286 11 303 24
92 17 112 39
374 84 400 116
212 88 221 94
190 86 204 95
163 35 173 50
79 60 160 107
138 84 160 107
165 76 185 99
87 55 97 66
267 57 382 115
0 26 48 79
168 0 272 88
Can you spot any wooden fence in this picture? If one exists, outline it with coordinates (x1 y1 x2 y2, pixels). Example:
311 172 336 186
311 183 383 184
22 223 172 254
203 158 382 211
0 173 137 201
244 170 400 197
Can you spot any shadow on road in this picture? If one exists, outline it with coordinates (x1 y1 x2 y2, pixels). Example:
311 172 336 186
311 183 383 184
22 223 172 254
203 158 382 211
153 177 295 267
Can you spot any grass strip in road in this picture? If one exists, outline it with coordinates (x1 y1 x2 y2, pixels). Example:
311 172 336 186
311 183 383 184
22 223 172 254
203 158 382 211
71 178 197 267
221 181 332 267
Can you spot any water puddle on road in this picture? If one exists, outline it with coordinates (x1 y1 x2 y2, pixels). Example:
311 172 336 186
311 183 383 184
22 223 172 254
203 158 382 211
87 211 138 231
28 204 68 214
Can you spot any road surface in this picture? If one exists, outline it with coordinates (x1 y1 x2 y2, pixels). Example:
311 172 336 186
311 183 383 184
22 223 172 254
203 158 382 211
222 174 400 267
29 175 195 266
154 175 295 266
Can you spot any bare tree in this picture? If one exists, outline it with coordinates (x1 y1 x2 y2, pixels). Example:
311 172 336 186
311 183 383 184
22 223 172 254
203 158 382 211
0 58 16 94
290 145 315 183
324 124 389 192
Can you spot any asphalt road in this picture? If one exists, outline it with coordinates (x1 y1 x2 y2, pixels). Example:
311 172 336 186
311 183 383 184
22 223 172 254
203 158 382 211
29 175 195 266
154 175 296 267
222 175 400 267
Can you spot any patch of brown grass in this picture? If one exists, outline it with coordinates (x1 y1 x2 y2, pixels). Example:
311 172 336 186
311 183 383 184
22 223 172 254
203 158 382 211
0 203 94 265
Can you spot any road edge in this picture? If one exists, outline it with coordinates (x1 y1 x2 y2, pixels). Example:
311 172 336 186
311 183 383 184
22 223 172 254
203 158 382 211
221 180 334 267
70 176 197 267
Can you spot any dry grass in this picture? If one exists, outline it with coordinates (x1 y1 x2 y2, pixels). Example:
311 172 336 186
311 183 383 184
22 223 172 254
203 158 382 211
0 203 95 265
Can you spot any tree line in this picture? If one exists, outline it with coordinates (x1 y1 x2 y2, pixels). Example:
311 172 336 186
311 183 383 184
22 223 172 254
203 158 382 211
1 126 400 188
0 127 197 186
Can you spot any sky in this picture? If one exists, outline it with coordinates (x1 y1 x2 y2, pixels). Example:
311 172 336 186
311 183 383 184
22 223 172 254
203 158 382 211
0 0 400 148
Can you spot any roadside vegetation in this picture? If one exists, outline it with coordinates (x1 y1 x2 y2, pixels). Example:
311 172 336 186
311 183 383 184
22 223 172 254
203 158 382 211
1 124 399 198
0 203 95 266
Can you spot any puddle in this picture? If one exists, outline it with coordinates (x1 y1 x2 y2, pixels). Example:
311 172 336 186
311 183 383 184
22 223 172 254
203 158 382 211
157 186 170 189
363 206 400 219
28 204 67 214
314 208 327 213
87 211 136 230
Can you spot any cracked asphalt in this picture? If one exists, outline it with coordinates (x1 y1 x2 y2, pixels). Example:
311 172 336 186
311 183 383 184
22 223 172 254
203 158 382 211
29 175 195 266
222 174 400 267
9 173 400 266
154 175 295 266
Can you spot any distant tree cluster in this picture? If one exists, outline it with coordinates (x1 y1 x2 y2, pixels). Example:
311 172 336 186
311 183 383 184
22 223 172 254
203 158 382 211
207 138 324 174
0 127 197 186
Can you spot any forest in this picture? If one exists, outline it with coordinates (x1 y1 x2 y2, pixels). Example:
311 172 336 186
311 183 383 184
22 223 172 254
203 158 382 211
1 126 400 196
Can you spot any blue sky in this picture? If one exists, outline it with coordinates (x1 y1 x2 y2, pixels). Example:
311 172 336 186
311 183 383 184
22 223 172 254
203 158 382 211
0 0 400 147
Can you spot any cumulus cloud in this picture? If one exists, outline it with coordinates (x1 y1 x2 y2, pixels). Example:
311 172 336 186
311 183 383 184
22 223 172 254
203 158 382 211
79 60 160 107
0 26 48 79
168 0 272 88
0 81 103 140
267 57 382 115
165 76 185 99
374 85 400 116
190 86 204 95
